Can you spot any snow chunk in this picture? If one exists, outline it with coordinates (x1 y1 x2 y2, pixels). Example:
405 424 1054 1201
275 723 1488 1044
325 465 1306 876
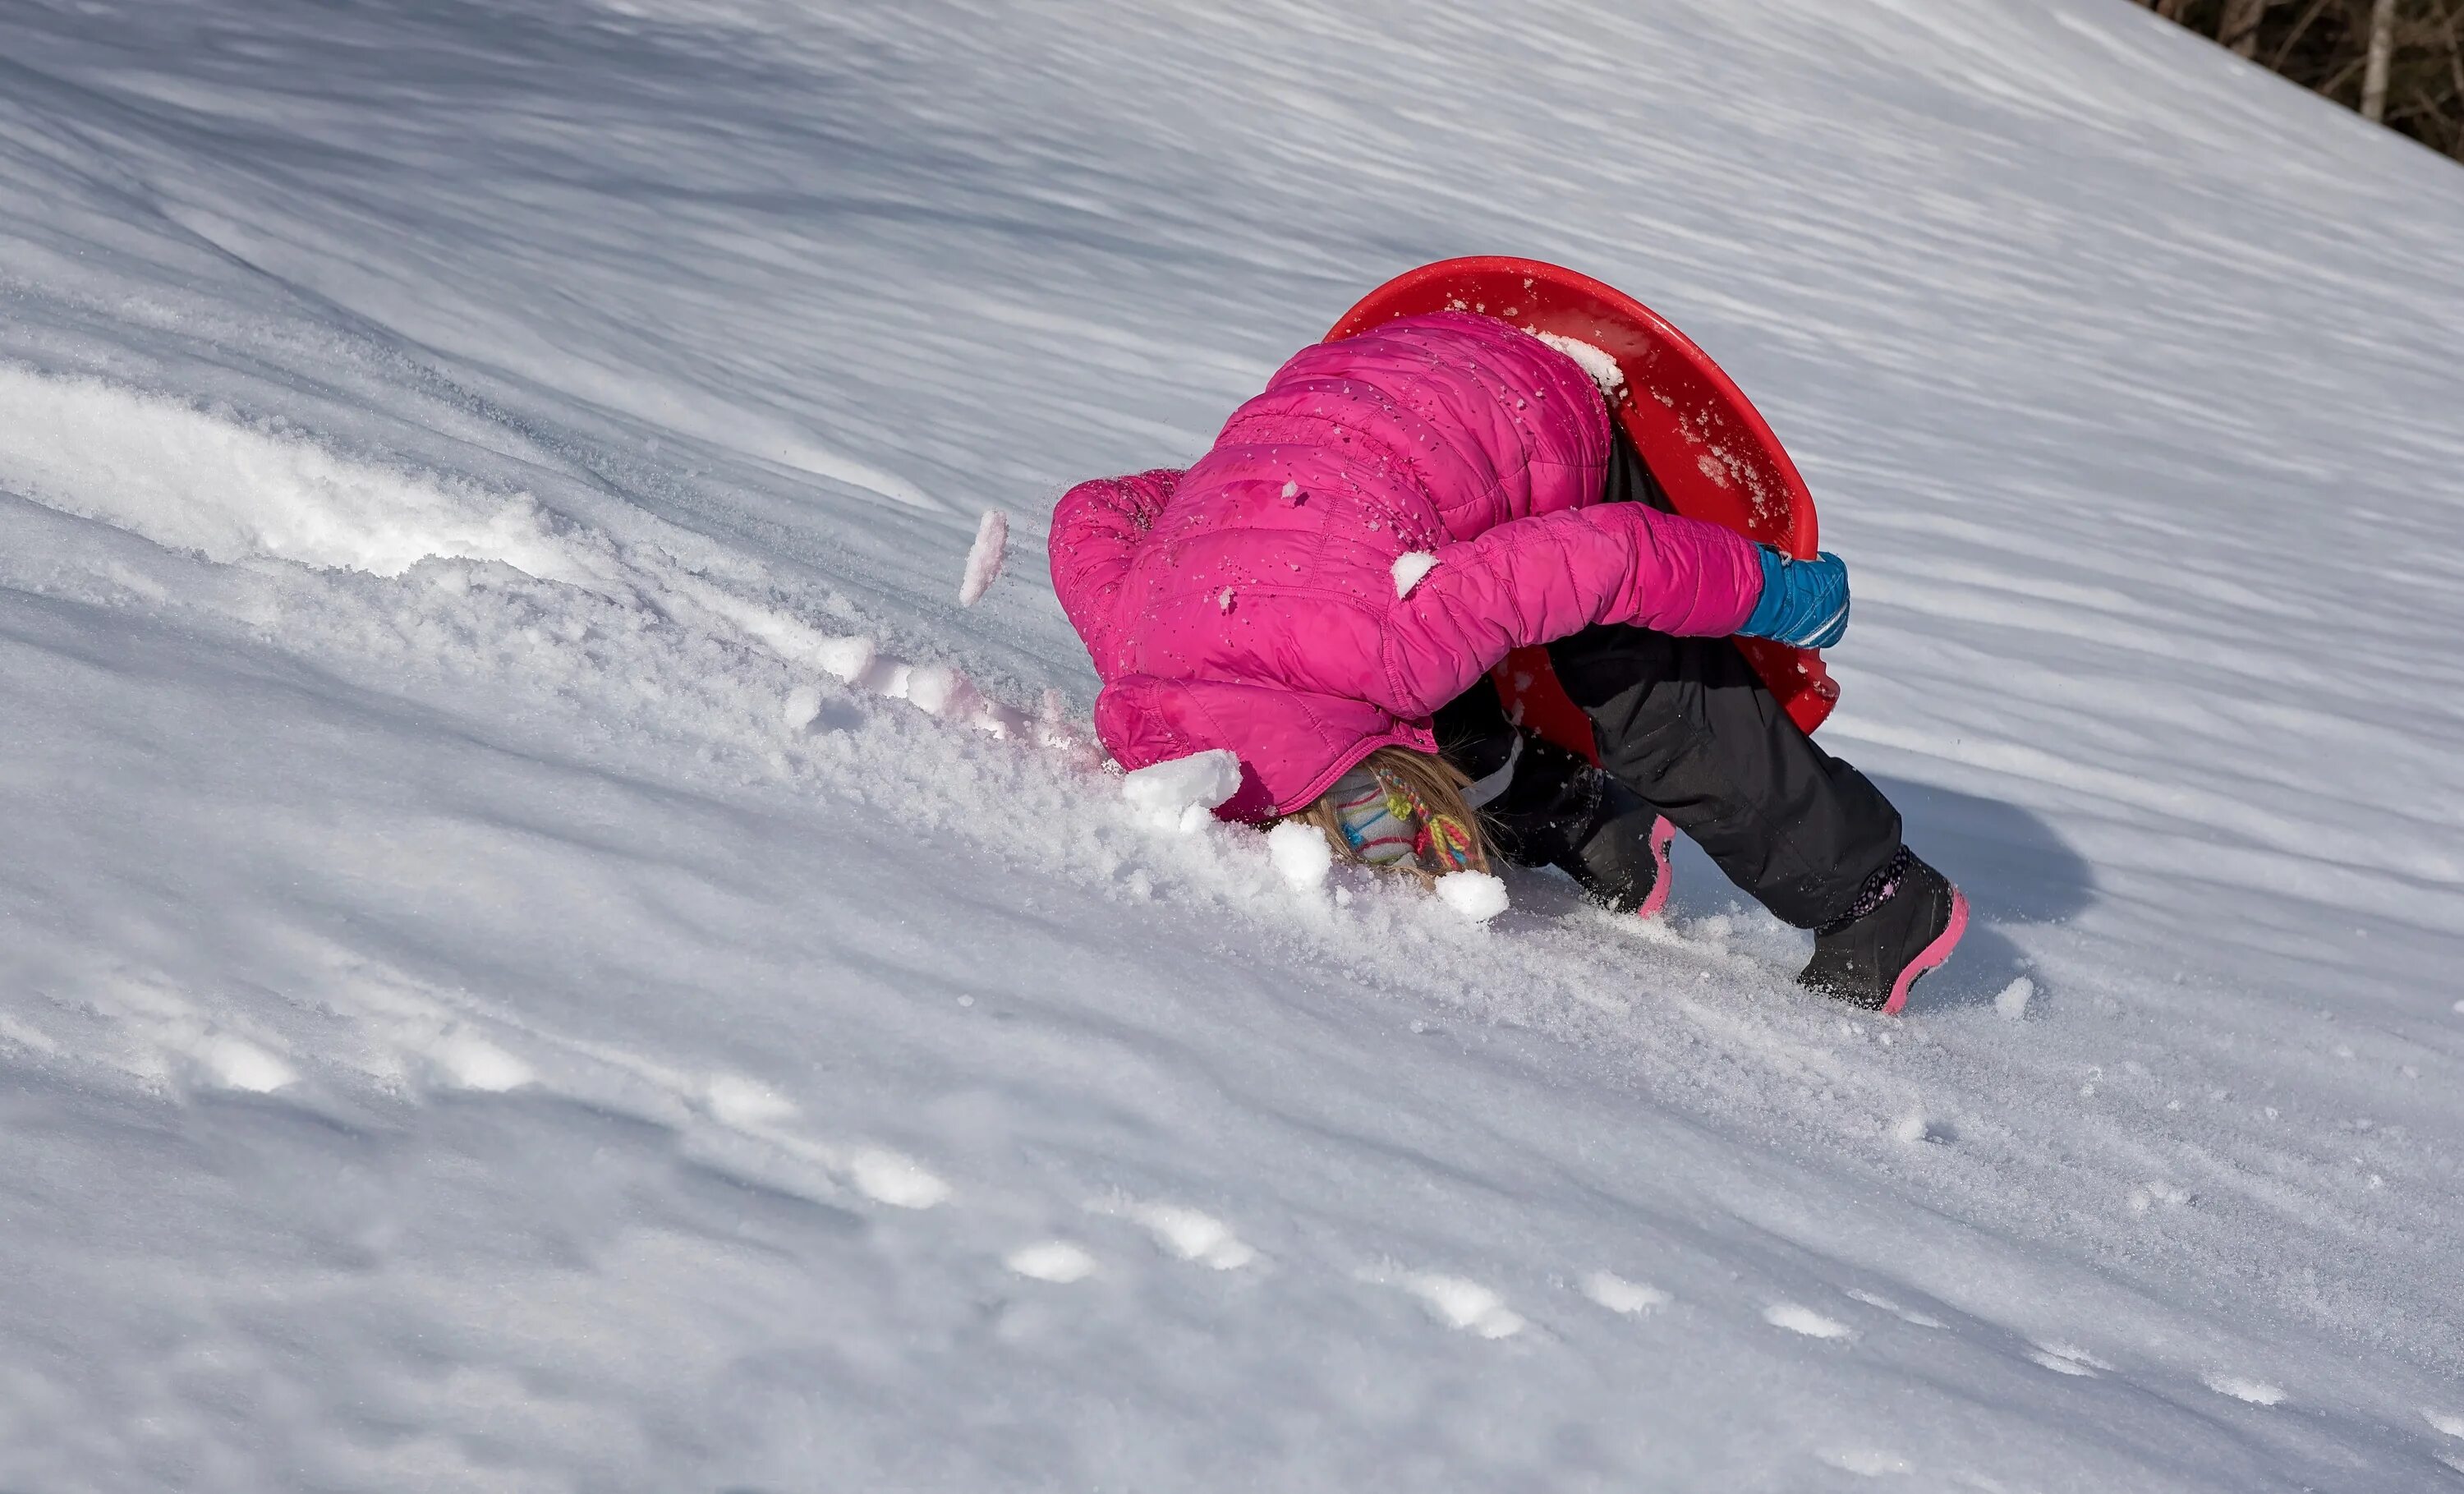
1435 871 1509 922
901 663 977 719
1005 1239 1096 1283
2202 1373 2285 1406
812 635 877 683
957 508 1007 606
1995 975 2035 1021
1892 1110 1942 1144
1391 550 1438 597
1763 1302 1853 1340
1533 330 1628 399
1581 1271 1670 1314
2425 1410 2464 1440
781 683 825 733
1266 820 1333 890
1121 749 1243 828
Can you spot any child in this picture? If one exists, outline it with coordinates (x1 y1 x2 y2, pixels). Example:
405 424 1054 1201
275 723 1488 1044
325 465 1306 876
1050 310 1966 1011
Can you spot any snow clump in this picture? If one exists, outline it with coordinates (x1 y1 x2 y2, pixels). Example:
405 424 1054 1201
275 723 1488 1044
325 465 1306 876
1266 820 1334 890
1391 550 1438 597
1121 749 1243 831
957 508 1007 605
1996 975 2035 1021
1533 330 1628 400
2202 1373 2286 1406
1435 871 1510 922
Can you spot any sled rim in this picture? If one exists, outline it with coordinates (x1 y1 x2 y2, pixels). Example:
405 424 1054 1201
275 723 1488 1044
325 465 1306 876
1328 255 1837 738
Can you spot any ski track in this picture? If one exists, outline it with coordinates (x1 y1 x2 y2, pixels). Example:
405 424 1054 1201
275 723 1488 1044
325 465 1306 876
2 0 2462 1489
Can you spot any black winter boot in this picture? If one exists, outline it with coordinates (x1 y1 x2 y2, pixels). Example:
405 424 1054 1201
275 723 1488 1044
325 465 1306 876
1798 849 1969 1014
1551 777 1674 917
1463 736 1671 917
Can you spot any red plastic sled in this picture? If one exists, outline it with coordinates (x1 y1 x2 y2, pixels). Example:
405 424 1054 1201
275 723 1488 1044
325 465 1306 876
1327 256 1839 756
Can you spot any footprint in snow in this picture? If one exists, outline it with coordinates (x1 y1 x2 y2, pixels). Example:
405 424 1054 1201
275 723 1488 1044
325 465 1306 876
1005 1240 1098 1284
192 1034 300 1094
1360 1266 1524 1339
1818 1448 1913 1478
1763 1302 1854 1340
1580 1271 1670 1315
1084 1196 1257 1271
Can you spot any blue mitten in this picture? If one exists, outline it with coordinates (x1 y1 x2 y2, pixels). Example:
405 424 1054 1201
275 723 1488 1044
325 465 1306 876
1737 547 1850 649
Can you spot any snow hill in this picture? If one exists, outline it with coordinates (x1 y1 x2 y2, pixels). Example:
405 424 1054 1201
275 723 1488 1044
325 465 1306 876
3 1 2462 1488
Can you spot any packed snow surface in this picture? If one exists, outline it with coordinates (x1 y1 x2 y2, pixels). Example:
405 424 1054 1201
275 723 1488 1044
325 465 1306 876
2 0 2462 1489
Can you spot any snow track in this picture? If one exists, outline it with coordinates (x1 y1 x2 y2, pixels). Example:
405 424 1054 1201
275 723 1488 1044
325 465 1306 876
2 0 2462 1489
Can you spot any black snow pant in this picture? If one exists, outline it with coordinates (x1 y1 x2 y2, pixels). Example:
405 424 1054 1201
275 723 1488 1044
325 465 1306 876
1439 419 1904 930
1544 627 1901 929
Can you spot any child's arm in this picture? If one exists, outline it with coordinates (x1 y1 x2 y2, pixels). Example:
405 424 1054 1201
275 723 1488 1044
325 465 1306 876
1375 503 1766 719
1048 469 1180 675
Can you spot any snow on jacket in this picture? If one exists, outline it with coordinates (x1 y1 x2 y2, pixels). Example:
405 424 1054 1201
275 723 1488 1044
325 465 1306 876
1050 310 1766 821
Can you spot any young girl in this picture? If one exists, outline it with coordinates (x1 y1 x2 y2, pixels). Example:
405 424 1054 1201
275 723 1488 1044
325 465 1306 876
1050 310 1966 1012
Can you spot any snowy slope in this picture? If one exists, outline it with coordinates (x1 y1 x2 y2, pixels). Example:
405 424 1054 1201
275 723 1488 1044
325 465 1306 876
3 0 2462 1488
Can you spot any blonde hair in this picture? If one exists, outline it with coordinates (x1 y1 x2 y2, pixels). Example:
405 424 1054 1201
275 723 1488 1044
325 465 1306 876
1284 746 1493 880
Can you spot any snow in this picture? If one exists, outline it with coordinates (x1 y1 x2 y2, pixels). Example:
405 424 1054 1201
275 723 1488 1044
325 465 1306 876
1266 819 1335 890
2 0 2462 1488
1376 1270 1528 1340
1533 330 1630 401
1763 1303 1855 1341
1004 1240 1099 1284
1120 748 1244 828
957 508 1008 606
1994 973 2037 1021
1580 1271 1671 1315
2203 1374 2289 1407
1391 549 1438 596
1436 871 1512 922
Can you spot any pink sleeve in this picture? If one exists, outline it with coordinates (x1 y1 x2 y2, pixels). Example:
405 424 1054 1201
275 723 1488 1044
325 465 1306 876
1048 469 1179 676
1374 504 1765 718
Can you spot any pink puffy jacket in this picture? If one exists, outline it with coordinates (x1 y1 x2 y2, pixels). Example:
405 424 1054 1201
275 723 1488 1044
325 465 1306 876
1050 311 1766 821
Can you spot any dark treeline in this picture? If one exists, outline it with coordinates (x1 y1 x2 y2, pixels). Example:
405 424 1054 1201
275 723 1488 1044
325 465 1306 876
2142 0 2464 161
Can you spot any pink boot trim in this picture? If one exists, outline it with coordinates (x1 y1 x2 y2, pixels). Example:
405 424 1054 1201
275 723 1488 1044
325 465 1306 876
1882 885 1969 1015
1633 816 1678 922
